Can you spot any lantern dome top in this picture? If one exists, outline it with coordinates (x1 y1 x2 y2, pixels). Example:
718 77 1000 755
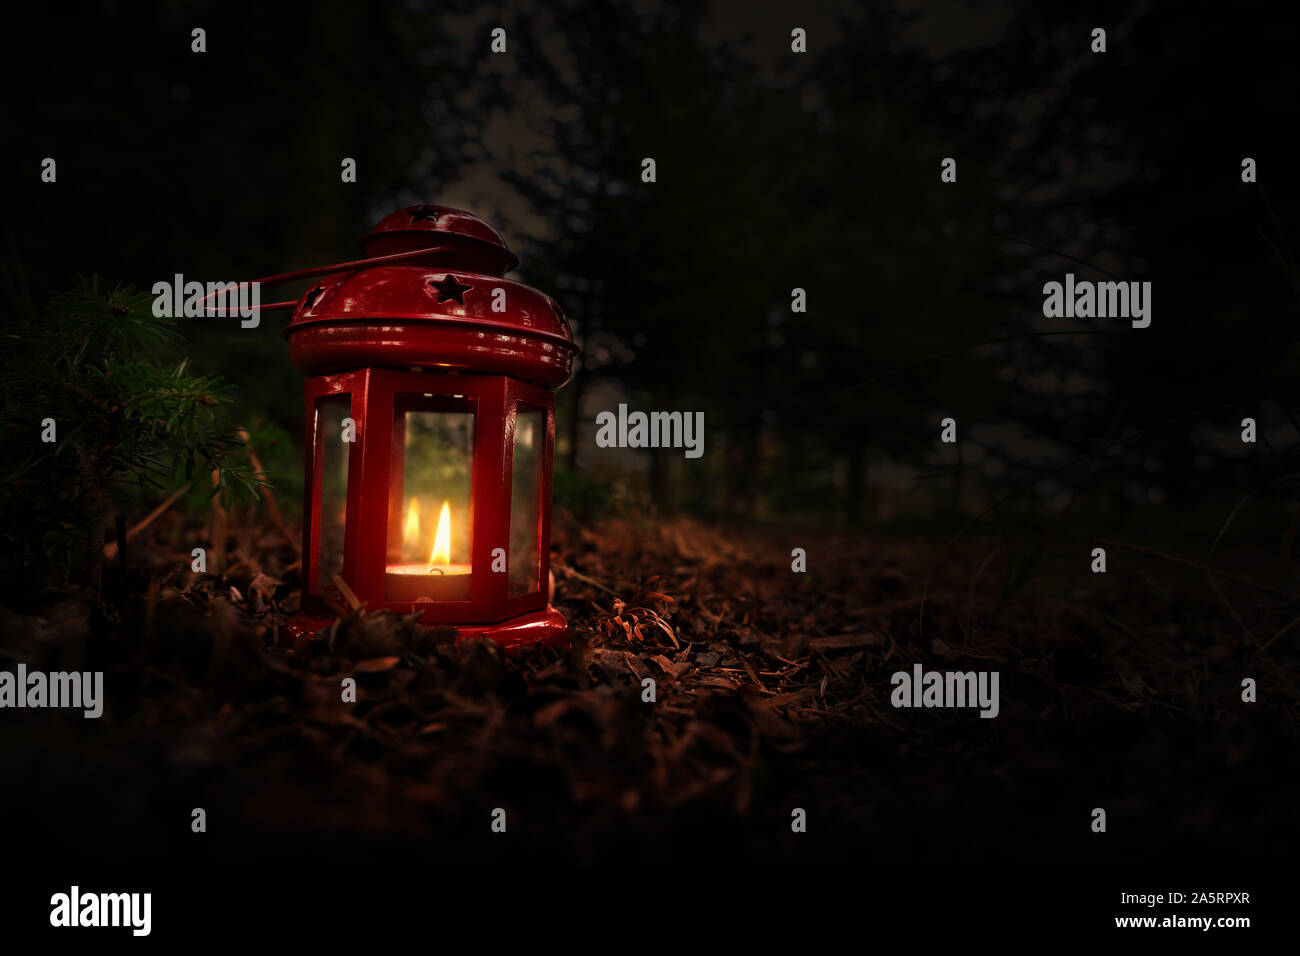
285 204 577 389
360 203 519 275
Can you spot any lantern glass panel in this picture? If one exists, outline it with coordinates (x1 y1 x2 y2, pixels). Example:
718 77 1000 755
385 394 476 603
508 405 545 597
312 394 351 594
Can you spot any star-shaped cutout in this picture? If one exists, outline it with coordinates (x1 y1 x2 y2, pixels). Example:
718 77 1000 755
430 274 472 305
303 284 325 310
408 205 442 224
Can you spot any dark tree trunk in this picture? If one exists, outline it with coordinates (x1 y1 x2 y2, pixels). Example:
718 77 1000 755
649 449 674 513
116 512 128 574
79 447 106 599
565 365 584 473
739 414 761 518
952 441 964 514
846 444 866 525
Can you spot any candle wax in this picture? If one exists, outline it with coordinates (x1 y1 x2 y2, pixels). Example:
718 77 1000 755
387 563 471 576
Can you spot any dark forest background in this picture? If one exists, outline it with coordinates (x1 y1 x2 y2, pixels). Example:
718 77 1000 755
3 0 1298 559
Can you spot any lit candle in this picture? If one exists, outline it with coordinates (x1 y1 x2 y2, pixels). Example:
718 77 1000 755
387 498 470 577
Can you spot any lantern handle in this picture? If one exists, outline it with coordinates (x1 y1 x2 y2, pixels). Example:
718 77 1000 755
200 244 455 313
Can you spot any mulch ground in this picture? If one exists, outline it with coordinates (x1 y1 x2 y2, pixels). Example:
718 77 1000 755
1 506 1296 865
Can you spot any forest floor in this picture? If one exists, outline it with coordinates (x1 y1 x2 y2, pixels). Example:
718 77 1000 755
1 506 1296 865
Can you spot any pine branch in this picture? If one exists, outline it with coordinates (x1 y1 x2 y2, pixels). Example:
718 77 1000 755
0 280 268 591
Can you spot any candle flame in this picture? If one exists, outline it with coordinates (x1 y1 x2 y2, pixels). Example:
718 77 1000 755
402 497 420 547
430 500 451 565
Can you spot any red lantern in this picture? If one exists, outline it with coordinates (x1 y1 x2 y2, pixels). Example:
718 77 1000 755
279 204 578 650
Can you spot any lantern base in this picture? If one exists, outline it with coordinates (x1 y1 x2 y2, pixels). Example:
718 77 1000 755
280 605 569 652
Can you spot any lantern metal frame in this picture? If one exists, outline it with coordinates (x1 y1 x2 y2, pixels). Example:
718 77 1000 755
297 368 558 635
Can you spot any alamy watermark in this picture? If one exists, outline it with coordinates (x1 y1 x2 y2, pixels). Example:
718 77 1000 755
0 664 103 718
152 274 260 328
595 403 704 459
50 886 151 936
891 663 1000 718
1042 272 1151 328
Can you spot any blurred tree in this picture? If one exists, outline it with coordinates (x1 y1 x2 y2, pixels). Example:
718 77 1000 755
958 0 1300 515
0 283 262 597
791 0 1008 522
504 1 850 516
